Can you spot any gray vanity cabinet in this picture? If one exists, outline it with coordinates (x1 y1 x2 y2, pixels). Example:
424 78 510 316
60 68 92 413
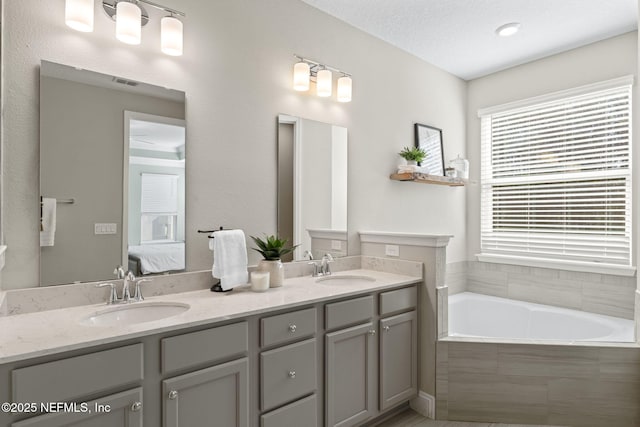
325 322 377 427
162 358 249 427
379 310 417 410
11 388 143 427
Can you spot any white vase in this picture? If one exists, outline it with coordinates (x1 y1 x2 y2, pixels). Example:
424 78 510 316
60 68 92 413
406 160 417 166
258 259 284 288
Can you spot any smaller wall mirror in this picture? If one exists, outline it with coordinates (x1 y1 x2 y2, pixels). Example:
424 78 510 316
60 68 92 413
277 115 348 261
415 123 445 175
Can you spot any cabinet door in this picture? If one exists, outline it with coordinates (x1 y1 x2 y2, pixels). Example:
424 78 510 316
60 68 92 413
163 358 248 427
11 388 143 427
325 322 376 427
379 311 417 410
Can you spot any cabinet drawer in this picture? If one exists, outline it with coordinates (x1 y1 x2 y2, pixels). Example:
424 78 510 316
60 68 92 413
12 344 143 404
260 338 317 411
261 307 316 347
11 387 143 427
380 286 417 316
325 295 374 330
161 321 248 374
261 394 317 427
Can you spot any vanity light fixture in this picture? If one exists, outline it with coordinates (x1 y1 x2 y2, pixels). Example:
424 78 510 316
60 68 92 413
292 55 352 102
65 0 186 56
66 0 95 32
115 1 142 45
293 61 311 91
337 75 352 103
161 15 184 56
316 68 332 97
495 22 521 37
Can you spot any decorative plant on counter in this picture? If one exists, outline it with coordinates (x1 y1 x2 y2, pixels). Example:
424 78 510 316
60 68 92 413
398 146 427 165
250 235 299 288
250 235 298 260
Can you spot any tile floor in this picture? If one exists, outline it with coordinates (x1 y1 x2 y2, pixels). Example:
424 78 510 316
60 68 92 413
377 409 561 427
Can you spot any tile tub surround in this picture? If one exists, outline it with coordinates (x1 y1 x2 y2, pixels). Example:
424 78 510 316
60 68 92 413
0 266 421 364
458 261 636 320
436 341 640 426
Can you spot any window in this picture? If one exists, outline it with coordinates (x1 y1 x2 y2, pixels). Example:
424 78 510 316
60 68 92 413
479 78 632 270
140 173 179 243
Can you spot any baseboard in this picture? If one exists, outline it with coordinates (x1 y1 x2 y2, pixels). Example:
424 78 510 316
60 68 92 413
410 391 435 419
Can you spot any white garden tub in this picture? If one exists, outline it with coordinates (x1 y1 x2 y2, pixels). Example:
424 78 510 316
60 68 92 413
449 292 634 342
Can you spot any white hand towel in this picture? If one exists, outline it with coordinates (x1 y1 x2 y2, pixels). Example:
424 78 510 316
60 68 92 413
40 198 57 247
212 230 249 291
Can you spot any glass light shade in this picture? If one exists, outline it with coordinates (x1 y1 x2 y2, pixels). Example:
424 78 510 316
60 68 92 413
293 62 310 91
161 16 184 56
116 1 142 45
337 76 352 102
65 0 94 32
317 69 332 97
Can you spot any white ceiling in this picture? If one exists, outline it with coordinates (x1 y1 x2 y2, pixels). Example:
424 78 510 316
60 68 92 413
300 0 638 80
130 120 185 151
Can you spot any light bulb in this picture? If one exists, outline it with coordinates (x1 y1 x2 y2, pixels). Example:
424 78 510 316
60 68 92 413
65 0 94 33
293 62 310 91
317 69 332 97
116 1 142 45
337 76 352 103
161 16 183 56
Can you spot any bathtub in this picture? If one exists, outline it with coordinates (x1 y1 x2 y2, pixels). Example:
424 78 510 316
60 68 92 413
448 292 634 342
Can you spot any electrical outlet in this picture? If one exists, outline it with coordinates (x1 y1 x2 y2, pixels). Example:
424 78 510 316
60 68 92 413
385 244 400 257
94 223 117 235
331 240 342 250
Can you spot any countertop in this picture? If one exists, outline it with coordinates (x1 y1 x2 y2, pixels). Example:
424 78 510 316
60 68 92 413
0 269 421 364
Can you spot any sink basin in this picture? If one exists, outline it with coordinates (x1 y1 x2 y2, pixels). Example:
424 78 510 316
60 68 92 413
80 302 190 327
315 275 376 285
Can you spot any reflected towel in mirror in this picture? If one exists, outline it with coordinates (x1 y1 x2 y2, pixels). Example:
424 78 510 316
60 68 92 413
40 198 57 247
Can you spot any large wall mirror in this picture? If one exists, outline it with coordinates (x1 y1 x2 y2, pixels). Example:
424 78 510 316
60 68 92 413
277 115 348 262
40 61 186 286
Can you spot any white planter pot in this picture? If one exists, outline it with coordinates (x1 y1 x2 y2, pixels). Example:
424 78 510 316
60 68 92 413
258 259 284 288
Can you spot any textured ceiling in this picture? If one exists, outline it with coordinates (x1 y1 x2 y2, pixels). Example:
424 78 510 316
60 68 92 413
300 0 638 80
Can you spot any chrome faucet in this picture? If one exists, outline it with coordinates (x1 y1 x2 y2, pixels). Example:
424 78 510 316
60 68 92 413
122 271 136 303
113 265 126 280
320 253 334 276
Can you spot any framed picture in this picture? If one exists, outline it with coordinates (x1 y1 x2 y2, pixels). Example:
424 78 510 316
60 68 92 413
414 123 445 176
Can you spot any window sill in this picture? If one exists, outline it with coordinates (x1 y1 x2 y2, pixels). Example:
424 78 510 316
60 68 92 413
475 253 636 277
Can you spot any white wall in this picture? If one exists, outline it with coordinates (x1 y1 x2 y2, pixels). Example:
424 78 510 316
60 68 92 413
466 31 638 260
1 0 467 289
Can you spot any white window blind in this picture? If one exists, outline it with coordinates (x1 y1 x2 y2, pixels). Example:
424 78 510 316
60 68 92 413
141 173 179 214
480 82 632 267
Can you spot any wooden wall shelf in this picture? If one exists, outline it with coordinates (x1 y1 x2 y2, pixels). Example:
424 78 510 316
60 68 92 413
390 172 465 187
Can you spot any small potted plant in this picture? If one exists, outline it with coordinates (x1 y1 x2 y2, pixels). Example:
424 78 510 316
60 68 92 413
398 146 427 166
250 234 298 287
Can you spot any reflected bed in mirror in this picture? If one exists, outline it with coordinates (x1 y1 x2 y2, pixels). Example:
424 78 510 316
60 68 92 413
40 61 186 286
277 115 348 262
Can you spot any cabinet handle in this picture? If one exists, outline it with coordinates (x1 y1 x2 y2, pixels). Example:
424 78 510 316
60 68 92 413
383 326 390 332
368 330 376 336
288 371 296 379
288 324 297 333
130 401 142 412
168 390 179 400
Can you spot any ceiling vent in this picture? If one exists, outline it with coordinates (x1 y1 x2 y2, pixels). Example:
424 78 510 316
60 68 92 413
112 77 139 87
